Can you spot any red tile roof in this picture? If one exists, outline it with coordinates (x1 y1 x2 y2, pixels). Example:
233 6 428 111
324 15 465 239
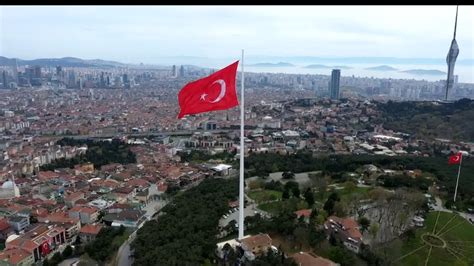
291 252 337 266
294 209 312 218
80 224 102 235
0 248 32 265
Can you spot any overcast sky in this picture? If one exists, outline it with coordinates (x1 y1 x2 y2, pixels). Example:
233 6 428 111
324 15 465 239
1 5 473 64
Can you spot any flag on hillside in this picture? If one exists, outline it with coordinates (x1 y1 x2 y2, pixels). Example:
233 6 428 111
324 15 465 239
448 152 462 165
177 61 239 119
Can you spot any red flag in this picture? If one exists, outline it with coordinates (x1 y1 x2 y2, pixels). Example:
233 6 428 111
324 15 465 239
41 241 50 256
448 152 462 165
178 61 239 119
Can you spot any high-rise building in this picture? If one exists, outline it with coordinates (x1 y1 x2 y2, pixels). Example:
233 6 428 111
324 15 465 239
34 66 42 79
56 66 62 76
11 59 18 83
171 65 177 78
100 72 105 88
179 65 185 77
2 71 7 89
329 69 341 100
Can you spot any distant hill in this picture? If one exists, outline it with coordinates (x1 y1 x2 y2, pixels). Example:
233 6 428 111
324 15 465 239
375 98 474 142
401 69 446 75
304 64 352 70
304 64 331 69
365 65 398 71
0 56 127 68
249 62 294 67
333 65 352 69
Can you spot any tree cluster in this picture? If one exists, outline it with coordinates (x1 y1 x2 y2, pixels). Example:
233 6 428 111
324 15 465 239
41 138 136 170
131 178 238 265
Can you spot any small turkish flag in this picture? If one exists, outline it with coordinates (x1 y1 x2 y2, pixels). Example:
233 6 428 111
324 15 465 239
177 61 239 119
41 241 50 256
448 152 462 165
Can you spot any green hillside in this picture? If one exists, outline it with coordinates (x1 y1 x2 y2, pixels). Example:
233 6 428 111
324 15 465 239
375 99 474 142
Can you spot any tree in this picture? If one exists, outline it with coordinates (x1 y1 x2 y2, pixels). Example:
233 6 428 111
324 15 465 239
304 188 315 207
292 186 301 198
282 171 295 179
344 181 357 193
293 226 309 250
309 227 326 248
282 189 290 200
369 223 379 239
333 201 347 217
358 217 371 233
323 199 336 215
328 246 356 266
62 245 73 258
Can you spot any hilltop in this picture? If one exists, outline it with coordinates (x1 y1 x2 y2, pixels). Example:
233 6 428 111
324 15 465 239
0 56 127 68
375 98 474 142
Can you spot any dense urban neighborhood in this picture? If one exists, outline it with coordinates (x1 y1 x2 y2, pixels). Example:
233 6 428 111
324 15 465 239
0 61 473 266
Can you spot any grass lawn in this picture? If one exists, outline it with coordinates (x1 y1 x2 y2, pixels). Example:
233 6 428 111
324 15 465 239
316 184 372 203
382 211 474 266
247 189 282 204
258 198 309 216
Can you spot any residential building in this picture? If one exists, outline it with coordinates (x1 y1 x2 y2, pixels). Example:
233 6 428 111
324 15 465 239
6 224 66 263
291 251 339 266
7 216 30 234
79 224 103 243
0 248 35 266
240 233 273 260
68 206 99 224
324 216 363 253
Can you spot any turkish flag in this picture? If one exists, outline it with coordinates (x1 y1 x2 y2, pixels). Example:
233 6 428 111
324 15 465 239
448 152 462 165
41 241 50 256
178 61 239 119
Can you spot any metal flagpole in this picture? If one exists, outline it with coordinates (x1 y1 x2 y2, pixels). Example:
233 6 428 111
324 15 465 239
238 49 245 240
453 154 462 202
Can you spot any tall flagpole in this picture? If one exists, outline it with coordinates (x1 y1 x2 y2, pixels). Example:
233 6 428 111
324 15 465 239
238 49 245 240
453 154 462 202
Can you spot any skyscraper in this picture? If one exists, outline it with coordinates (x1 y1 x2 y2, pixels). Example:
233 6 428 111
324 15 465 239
179 65 185 77
172 65 177 78
2 71 7 89
329 69 341 100
445 6 459 101
11 59 19 84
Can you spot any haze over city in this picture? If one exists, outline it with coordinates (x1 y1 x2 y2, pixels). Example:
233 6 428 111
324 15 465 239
1 5 474 63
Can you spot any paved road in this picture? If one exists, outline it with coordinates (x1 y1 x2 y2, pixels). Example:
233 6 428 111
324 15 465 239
117 238 133 266
40 129 236 140
432 196 474 223
116 186 168 266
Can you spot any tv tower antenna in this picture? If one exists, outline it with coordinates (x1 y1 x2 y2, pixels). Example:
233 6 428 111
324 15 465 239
445 5 459 101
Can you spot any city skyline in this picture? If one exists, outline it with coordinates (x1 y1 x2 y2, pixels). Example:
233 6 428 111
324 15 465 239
1 6 474 64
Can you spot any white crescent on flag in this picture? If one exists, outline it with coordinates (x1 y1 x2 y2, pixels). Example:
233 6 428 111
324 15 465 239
209 79 226 103
453 155 460 162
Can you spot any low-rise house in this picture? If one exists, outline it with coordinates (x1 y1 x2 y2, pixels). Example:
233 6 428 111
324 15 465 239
63 191 85 208
324 216 363 253
112 187 136 203
7 216 30 234
79 224 103 243
291 251 339 266
68 206 99 224
294 209 312 223
103 209 146 229
39 212 81 243
240 233 273 260
0 218 14 241
0 247 35 266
